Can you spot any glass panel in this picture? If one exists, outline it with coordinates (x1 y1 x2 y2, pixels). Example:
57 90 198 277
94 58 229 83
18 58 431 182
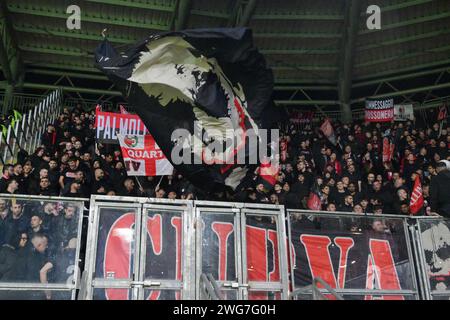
245 214 280 283
432 295 450 300
144 209 183 281
289 212 415 294
0 198 82 285
342 294 416 300
201 213 237 283
248 290 282 300
143 289 181 300
94 207 137 280
0 289 72 300
418 219 450 292
93 288 132 300
219 289 238 300
292 292 416 300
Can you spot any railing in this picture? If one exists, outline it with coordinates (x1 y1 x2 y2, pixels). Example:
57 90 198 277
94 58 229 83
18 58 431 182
0 194 87 300
291 277 344 300
64 98 113 111
0 194 447 300
0 89 63 165
199 273 223 300
0 92 50 114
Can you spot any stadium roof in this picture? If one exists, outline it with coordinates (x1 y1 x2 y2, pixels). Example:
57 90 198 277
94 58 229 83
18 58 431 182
1 0 450 119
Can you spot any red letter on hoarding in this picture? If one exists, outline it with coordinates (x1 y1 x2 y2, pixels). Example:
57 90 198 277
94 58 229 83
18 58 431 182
104 213 135 300
300 235 354 299
212 222 234 281
171 217 183 300
365 239 404 300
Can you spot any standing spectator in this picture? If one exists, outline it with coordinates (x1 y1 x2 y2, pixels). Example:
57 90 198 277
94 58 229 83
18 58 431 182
0 165 13 193
430 161 450 218
3 202 28 247
41 124 57 153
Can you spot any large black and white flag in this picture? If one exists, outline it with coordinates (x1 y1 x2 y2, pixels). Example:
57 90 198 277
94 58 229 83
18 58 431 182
95 28 280 193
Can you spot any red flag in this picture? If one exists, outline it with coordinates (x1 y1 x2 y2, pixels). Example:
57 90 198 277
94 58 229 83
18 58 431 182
93 105 101 129
382 137 390 163
320 118 336 145
409 175 424 215
119 104 129 114
117 134 173 176
307 192 321 211
258 159 278 184
438 104 447 121
383 137 395 163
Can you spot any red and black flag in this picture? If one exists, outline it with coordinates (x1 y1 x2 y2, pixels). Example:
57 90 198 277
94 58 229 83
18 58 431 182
306 182 322 211
256 157 279 192
320 118 336 145
409 175 424 215
437 104 447 121
95 28 280 193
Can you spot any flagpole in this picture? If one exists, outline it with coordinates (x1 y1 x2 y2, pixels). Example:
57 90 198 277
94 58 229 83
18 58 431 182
134 176 144 192
155 175 164 190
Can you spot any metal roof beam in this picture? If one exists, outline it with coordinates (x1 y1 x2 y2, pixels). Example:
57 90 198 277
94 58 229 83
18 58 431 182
272 65 338 71
351 82 450 103
360 0 433 15
237 0 258 27
174 0 192 30
274 85 336 91
0 2 23 85
13 24 135 44
7 4 170 31
254 32 341 39
83 0 175 12
337 0 361 123
356 44 450 68
353 66 450 88
22 83 122 96
226 0 244 27
275 78 336 84
190 10 229 19
252 14 343 20
355 59 450 81
27 69 108 81
15 24 343 43
261 49 338 55
24 61 100 74
359 12 450 35
18 45 94 58
275 100 338 106
357 29 450 52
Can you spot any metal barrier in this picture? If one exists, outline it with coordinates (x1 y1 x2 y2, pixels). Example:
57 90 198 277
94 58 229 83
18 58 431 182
0 93 50 114
199 273 223 300
0 194 87 300
64 98 113 111
0 193 446 300
286 209 420 300
83 195 193 300
82 196 289 300
0 89 63 165
411 217 450 300
291 277 344 300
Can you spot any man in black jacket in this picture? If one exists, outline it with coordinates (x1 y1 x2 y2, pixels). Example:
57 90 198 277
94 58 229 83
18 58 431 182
430 161 450 218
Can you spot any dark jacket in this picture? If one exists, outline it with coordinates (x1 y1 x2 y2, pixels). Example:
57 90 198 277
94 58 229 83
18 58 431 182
430 170 450 217
0 244 19 279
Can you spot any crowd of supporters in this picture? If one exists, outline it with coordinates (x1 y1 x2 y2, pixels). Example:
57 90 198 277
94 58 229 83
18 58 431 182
0 102 448 298
0 104 449 214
